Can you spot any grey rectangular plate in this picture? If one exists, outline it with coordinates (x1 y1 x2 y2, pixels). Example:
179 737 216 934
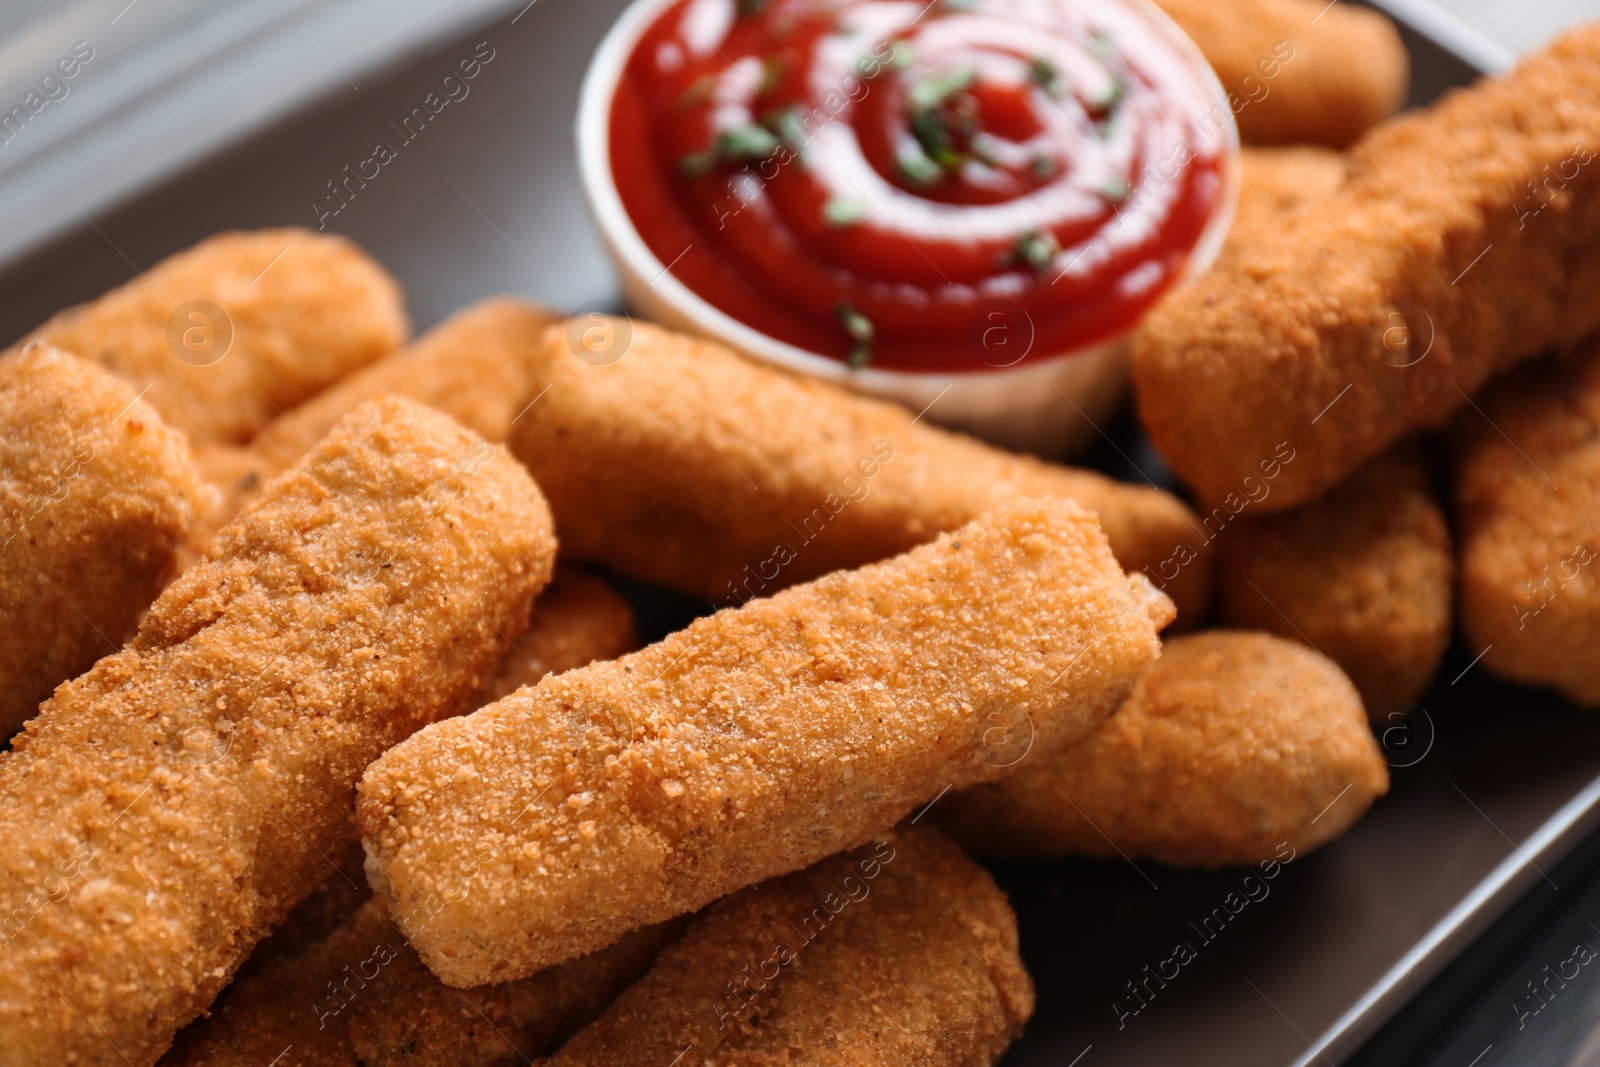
0 2 1595 1063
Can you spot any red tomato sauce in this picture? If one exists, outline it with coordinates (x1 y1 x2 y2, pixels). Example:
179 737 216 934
610 0 1230 372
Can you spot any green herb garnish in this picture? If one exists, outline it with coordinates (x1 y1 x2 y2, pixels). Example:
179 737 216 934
897 143 944 188
1029 56 1062 98
1095 176 1131 205
1084 76 1125 116
717 124 781 160
837 303 875 367
737 0 768 16
763 106 812 163
1030 154 1059 180
1011 230 1061 274
678 151 716 178
909 66 976 111
823 198 867 227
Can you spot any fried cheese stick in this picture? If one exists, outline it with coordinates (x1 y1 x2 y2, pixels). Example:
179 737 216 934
1216 444 1453 718
1456 348 1600 705
940 631 1388 866
249 298 557 476
161 903 681 1067
540 826 1032 1067
1134 25 1600 511
179 300 559 566
1237 145 1346 223
240 566 637 981
510 319 1212 624
360 498 1173 986
0 397 555 1066
12 229 407 444
0 346 207 739
1153 0 1408 147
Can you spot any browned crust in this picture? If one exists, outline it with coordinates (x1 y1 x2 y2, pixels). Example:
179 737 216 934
1215 443 1453 717
161 901 681 1067
0 397 555 1065
359 498 1171 986
940 631 1389 866
544 826 1032 1067
0 346 207 739
12 229 408 444
1455 346 1600 705
511 318 1212 624
1154 0 1408 147
1134 25 1600 510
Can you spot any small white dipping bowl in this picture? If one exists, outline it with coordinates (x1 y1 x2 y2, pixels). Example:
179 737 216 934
576 0 1240 457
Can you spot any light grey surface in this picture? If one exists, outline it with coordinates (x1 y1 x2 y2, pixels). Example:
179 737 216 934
0 3 1598 1066
1369 0 1600 70
0 0 531 269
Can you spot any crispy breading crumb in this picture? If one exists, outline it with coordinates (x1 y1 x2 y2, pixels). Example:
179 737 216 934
544 826 1032 1067
359 498 1171 987
0 346 207 739
12 228 407 444
0 396 555 1065
1154 0 1407 147
511 318 1212 625
941 631 1389 866
1456 347 1600 705
1135 25 1600 510
1216 444 1453 718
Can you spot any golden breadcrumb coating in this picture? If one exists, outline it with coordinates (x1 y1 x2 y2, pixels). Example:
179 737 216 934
544 826 1032 1067
1216 444 1453 718
1153 0 1407 147
0 397 555 1066
940 631 1388 866
1135 25 1600 511
1456 347 1600 705
0 346 207 739
1238 145 1346 221
179 300 559 566
237 566 637 984
161 901 681 1067
250 298 557 475
510 318 1211 625
359 498 1173 987
12 229 407 444
478 565 639 705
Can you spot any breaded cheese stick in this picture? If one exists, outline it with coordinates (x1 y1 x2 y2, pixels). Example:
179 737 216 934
940 632 1389 866
1216 444 1453 718
1134 25 1600 512
1238 145 1346 223
1153 0 1407 147
179 300 559 565
0 397 556 1066
161 902 681 1067
13 229 407 444
542 826 1032 1067
241 567 638 978
0 346 207 739
250 298 557 476
360 498 1173 986
510 319 1212 624
1456 348 1600 705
